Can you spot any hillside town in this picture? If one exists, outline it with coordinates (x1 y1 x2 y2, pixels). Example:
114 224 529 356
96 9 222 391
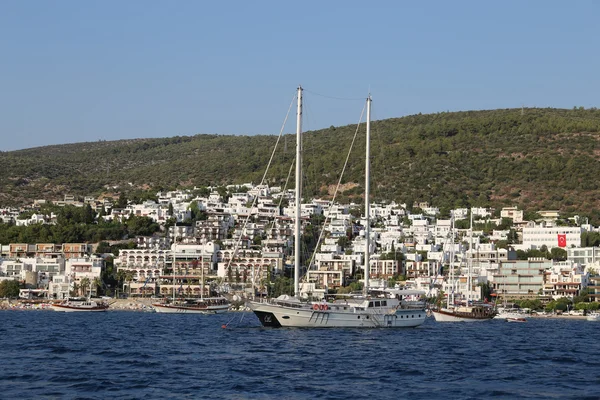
1 184 599 309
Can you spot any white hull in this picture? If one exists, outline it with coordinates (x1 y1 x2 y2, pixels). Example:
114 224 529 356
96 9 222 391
248 300 426 328
152 304 229 314
586 314 600 321
51 304 108 312
432 308 494 322
494 311 526 320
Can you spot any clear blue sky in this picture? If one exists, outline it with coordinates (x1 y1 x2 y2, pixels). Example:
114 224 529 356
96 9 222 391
1 0 598 151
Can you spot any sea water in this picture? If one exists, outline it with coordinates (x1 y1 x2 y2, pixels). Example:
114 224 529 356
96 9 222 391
0 311 599 399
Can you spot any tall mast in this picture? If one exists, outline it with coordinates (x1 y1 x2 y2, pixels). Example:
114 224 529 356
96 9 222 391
447 213 455 309
364 95 371 296
173 261 176 302
294 86 303 298
468 210 473 302
200 254 204 300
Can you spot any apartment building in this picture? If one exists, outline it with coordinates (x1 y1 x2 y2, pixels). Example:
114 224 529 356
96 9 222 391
492 258 552 300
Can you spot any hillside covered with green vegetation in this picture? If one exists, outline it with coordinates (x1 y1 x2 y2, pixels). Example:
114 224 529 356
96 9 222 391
1 107 599 222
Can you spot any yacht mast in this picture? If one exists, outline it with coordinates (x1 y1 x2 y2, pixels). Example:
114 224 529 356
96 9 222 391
447 213 455 309
468 211 473 302
364 96 371 296
294 85 303 298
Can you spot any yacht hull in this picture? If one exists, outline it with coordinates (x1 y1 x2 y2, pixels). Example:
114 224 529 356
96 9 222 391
50 304 108 312
432 309 494 322
152 304 229 314
248 301 426 328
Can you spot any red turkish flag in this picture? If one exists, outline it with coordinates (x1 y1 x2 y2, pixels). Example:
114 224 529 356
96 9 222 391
557 234 567 248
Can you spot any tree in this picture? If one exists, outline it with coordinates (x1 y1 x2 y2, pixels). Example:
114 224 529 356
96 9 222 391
573 288 591 304
271 276 293 297
337 236 350 250
479 281 493 302
92 277 103 296
550 247 567 261
83 204 95 224
496 217 513 230
115 193 128 209
96 241 111 254
70 282 80 297
126 216 159 236
0 280 21 298
79 277 91 297
507 229 518 244
124 271 135 296
581 231 600 247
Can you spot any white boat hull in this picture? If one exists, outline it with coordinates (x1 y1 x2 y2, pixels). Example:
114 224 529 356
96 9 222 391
432 309 494 322
51 304 108 312
506 317 527 323
152 304 229 314
494 312 526 320
248 301 426 328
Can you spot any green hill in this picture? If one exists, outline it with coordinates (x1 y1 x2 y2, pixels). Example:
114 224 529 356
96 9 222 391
1 107 599 221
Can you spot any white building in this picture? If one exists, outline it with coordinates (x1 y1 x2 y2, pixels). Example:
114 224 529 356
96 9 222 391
522 226 582 250
501 207 524 223
542 261 588 300
567 247 600 268
65 257 104 296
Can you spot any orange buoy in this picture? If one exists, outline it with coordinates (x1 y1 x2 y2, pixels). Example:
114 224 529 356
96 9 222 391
313 304 320 311
221 324 227 329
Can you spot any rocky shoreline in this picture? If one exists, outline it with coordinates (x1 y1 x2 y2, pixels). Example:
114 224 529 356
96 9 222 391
1 299 594 319
1 298 156 312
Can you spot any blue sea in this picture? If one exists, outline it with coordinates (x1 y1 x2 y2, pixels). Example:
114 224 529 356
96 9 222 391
0 311 599 400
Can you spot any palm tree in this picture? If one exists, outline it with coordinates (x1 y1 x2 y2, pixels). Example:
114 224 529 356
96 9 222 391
92 277 103 297
79 277 91 298
70 282 80 298
124 271 135 297
115 269 126 297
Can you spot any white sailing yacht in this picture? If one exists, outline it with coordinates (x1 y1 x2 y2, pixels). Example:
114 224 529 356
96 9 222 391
247 86 427 328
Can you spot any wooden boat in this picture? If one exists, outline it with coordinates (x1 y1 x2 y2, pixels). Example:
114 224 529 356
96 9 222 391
432 304 496 322
152 297 230 314
51 298 109 312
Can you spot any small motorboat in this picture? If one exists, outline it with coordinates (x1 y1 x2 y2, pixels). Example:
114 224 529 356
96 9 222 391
586 312 600 321
506 317 527 323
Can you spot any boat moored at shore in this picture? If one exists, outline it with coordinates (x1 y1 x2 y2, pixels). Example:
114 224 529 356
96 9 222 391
50 298 109 312
431 304 496 322
152 297 230 314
